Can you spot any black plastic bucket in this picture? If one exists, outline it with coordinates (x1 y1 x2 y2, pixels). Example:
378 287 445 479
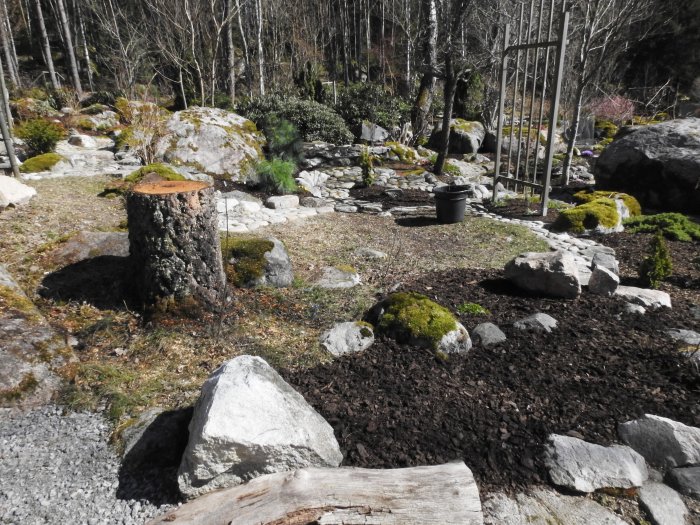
433 184 470 224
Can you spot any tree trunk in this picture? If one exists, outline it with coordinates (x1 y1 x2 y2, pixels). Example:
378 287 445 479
236 0 252 95
562 81 585 186
147 463 483 525
34 0 59 90
126 181 226 311
226 0 236 104
55 0 82 96
0 53 19 177
255 0 264 95
0 0 18 88
434 56 459 176
76 1 93 92
411 0 437 142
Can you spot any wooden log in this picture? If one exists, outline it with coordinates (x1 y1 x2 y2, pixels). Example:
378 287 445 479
148 462 483 525
127 181 226 310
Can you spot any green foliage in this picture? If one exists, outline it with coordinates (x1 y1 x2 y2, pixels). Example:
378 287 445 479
335 82 410 138
624 213 700 242
359 146 375 187
574 190 642 216
294 61 326 102
237 95 353 144
19 153 64 173
639 233 672 288
456 302 491 315
256 158 298 194
376 292 458 349
552 198 620 233
264 116 302 161
79 90 124 108
15 119 66 155
454 73 485 121
46 87 79 110
124 163 186 184
221 237 275 287
80 103 110 116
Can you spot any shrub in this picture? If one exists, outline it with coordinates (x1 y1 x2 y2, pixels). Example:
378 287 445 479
624 213 700 242
639 232 672 288
19 152 64 173
256 158 297 194
574 190 641 216
15 119 66 155
454 73 485 121
237 95 353 144
335 82 410 137
587 95 635 125
264 116 302 161
552 198 620 233
359 146 375 187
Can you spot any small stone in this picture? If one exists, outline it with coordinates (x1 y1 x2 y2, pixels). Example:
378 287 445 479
315 266 361 289
623 303 646 315
471 323 507 347
588 266 620 296
638 482 688 525
513 313 558 333
320 322 374 357
353 248 388 260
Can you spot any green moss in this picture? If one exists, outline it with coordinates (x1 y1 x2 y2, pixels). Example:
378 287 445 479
456 302 491 315
0 373 39 403
452 119 482 134
222 237 274 287
574 190 641 216
552 198 620 233
595 119 619 139
386 141 417 163
335 264 358 275
0 285 41 321
19 152 64 173
502 125 546 145
624 213 700 242
354 320 374 338
124 163 185 184
377 292 458 349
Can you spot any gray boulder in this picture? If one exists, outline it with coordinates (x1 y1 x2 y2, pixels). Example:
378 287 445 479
360 121 389 143
505 251 581 299
615 286 671 310
315 266 361 289
513 313 558 333
0 175 36 208
618 414 700 468
665 467 700 500
595 118 700 213
638 482 688 525
544 434 648 492
157 107 264 182
592 252 620 276
47 231 129 266
320 321 374 357
430 119 486 154
265 195 299 209
588 266 620 296
471 323 507 347
178 355 343 499
67 133 98 148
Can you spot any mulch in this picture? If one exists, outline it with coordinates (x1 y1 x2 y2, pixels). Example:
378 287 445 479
284 221 700 491
349 186 435 210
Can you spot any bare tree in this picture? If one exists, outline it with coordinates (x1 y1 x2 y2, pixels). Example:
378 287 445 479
34 0 60 90
0 52 19 177
411 0 437 141
55 0 82 95
0 0 20 88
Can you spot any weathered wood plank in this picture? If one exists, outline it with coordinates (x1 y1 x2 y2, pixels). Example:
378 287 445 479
148 462 483 525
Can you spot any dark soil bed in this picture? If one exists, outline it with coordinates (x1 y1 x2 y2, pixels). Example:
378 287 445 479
285 263 699 492
349 186 435 209
483 198 561 224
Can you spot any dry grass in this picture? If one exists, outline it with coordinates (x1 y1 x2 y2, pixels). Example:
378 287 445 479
1 177 547 426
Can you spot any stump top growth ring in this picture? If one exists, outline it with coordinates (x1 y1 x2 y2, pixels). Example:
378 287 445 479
133 180 210 195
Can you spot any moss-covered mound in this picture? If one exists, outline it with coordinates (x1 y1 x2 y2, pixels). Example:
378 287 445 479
574 190 641 216
124 163 185 184
552 197 620 233
221 237 274 287
19 153 64 173
624 213 700 242
371 292 458 349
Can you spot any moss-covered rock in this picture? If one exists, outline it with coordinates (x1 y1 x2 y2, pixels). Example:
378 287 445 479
386 141 419 163
552 197 621 233
365 292 471 354
101 163 186 196
595 119 619 139
19 153 64 173
222 236 293 288
574 190 641 217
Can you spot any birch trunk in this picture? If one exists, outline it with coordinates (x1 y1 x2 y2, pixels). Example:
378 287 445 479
0 0 18 88
255 0 264 95
562 81 585 186
226 0 236 103
55 0 82 96
411 0 437 141
76 2 93 92
0 53 19 177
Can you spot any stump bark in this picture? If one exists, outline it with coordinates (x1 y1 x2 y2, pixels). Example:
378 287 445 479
127 180 225 310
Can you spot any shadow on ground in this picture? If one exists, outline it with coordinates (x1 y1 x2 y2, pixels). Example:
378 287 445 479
39 256 132 309
117 407 193 505
394 216 440 228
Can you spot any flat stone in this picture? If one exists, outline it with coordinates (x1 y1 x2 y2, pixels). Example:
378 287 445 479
618 414 700 468
513 313 558 333
544 434 648 493
47 231 129 266
315 266 361 289
320 322 374 357
178 356 342 499
266 195 299 210
483 487 626 525
471 323 507 347
665 467 700 500
0 175 36 208
638 482 688 525
353 247 388 259
615 286 671 309
505 251 581 299
588 266 620 296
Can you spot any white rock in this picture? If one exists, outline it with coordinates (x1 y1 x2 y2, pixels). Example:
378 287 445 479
0 175 37 208
638 482 688 525
618 414 700 469
588 266 620 296
505 251 581 299
266 195 299 210
665 329 700 346
178 356 343 499
67 134 98 148
513 313 558 333
315 266 361 289
544 434 648 493
438 322 473 355
320 322 374 357
623 303 646 315
353 247 387 259
615 286 671 309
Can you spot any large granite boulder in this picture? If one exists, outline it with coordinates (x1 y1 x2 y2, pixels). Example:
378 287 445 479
594 118 700 213
178 356 342 499
0 175 36 209
430 119 486 154
156 107 264 182
505 251 581 299
618 414 700 469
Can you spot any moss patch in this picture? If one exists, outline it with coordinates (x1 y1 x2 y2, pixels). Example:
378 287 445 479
0 373 39 403
552 198 620 233
376 292 457 349
102 163 186 196
0 285 42 322
574 190 641 216
19 153 64 173
386 141 418 163
456 302 491 315
595 120 619 139
452 119 482 134
222 237 274 287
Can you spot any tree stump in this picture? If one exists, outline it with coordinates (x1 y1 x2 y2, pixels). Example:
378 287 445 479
127 180 225 310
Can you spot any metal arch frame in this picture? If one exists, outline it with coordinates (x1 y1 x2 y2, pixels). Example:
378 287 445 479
492 1 570 217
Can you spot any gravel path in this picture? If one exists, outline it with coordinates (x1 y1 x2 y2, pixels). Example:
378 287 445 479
0 405 175 525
